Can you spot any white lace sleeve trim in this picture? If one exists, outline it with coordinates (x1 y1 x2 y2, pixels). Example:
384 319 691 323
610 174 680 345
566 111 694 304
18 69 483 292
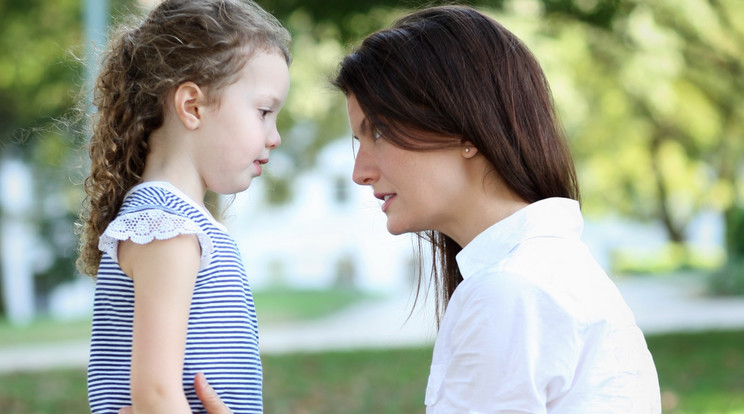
99 209 213 270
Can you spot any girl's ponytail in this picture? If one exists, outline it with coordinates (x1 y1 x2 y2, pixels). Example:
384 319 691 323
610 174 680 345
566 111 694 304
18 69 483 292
77 24 154 277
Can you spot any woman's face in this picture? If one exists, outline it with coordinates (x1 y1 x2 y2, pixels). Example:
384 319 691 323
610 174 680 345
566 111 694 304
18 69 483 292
346 94 472 237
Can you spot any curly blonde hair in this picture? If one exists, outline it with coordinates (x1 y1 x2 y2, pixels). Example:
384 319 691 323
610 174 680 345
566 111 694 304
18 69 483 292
77 0 291 277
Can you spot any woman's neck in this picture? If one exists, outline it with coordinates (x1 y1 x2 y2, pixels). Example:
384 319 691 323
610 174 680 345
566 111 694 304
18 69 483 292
441 157 529 248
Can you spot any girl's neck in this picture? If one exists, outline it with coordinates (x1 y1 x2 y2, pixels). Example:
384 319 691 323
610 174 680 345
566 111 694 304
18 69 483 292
140 172 206 208
142 127 207 207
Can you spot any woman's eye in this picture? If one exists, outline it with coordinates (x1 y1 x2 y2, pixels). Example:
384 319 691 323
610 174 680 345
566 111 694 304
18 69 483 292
352 136 360 158
259 109 271 118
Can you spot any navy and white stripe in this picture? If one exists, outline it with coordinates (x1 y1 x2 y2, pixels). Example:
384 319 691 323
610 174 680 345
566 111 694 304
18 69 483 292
88 181 262 413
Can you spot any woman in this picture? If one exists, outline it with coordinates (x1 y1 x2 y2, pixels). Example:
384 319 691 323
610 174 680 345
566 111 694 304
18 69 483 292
334 6 660 412
160 5 661 413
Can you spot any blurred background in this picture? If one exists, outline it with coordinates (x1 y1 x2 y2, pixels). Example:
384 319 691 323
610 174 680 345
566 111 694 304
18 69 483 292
0 0 743 412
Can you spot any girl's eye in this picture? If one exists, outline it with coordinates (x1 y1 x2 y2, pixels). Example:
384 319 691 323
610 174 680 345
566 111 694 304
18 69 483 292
259 109 272 118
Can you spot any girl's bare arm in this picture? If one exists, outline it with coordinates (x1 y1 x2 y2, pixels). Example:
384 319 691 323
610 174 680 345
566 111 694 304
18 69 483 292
120 234 201 413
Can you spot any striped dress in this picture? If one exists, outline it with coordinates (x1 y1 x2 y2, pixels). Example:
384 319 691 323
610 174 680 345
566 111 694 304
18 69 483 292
87 181 262 413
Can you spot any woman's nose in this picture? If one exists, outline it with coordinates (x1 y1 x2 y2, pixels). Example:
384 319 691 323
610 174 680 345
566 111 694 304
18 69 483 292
352 147 378 186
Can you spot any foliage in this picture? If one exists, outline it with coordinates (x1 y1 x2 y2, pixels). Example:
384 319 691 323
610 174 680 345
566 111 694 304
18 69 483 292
1 0 743 318
487 0 744 280
527 0 743 246
3 329 744 413
0 0 82 148
0 0 81 318
708 206 744 294
0 0 136 318
612 245 723 275
725 207 744 258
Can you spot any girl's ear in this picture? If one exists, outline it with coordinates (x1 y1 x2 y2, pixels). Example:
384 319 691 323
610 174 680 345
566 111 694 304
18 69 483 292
173 82 206 130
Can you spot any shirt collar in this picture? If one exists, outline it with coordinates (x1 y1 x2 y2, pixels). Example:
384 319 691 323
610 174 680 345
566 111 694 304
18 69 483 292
455 197 584 279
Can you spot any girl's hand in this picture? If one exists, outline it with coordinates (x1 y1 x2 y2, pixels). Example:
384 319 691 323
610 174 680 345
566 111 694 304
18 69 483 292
117 373 232 414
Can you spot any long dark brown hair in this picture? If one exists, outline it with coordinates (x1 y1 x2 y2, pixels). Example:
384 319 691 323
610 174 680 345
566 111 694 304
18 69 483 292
333 5 580 323
76 0 291 277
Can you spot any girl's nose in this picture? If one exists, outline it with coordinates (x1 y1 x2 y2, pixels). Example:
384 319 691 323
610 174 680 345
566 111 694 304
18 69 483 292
267 129 281 149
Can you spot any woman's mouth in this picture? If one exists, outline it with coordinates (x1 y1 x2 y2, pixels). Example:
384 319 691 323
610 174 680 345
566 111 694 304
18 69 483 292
378 193 396 212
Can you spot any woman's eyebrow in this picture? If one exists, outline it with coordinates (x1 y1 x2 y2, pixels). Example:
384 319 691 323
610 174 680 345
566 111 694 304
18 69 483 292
359 117 370 135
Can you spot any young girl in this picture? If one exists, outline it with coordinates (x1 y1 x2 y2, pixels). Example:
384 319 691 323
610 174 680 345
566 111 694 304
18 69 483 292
76 1 290 413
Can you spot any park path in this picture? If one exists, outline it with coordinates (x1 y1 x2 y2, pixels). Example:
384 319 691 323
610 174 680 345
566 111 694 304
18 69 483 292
2 273 744 373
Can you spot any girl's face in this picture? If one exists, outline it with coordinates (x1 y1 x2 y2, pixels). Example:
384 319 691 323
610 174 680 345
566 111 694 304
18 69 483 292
195 51 290 195
347 94 473 238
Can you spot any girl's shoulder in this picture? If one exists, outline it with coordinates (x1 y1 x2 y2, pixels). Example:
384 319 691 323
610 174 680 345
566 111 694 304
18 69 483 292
101 182 216 269
120 181 227 232
121 181 189 214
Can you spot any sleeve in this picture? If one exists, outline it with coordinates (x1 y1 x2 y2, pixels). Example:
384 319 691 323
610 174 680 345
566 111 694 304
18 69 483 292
98 208 213 270
426 273 583 413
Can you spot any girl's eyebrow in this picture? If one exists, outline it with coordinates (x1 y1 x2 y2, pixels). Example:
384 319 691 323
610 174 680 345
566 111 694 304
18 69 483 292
255 92 283 107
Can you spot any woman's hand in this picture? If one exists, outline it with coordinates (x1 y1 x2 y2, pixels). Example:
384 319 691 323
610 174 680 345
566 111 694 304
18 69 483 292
118 373 233 414
194 372 233 414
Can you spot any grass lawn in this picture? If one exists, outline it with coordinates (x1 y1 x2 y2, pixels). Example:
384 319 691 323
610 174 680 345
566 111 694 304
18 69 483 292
0 317 92 348
1 330 744 413
648 330 744 413
0 288 372 348
262 347 430 413
253 288 375 324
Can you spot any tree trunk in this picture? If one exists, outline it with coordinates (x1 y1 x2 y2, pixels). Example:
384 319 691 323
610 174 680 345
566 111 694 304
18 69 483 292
725 206 744 260
649 134 686 244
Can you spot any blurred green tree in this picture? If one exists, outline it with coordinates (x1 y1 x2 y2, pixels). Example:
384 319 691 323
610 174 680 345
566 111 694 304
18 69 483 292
0 0 85 317
543 0 742 277
1 0 742 319
0 0 134 316
0 0 82 153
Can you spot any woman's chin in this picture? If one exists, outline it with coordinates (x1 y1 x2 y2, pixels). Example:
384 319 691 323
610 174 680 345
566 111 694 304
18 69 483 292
385 219 416 236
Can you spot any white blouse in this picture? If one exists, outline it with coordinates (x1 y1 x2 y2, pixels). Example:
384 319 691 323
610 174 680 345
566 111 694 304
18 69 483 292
425 198 661 413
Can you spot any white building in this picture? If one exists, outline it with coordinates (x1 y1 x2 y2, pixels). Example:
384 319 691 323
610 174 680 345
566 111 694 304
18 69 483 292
224 138 418 294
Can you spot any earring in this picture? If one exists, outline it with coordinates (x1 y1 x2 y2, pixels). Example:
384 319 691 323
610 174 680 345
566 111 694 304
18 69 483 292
465 147 470 153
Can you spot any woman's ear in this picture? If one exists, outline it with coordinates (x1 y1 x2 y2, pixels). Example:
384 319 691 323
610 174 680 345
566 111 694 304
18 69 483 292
462 141 478 158
173 82 206 130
